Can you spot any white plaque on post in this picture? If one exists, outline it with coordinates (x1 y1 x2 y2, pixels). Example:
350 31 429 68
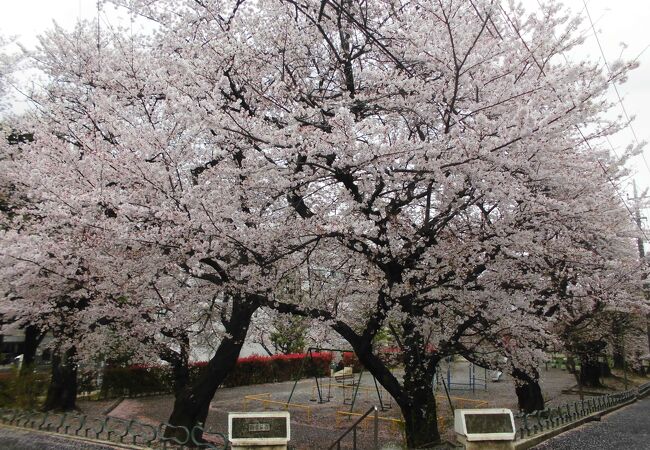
228 411 290 449
454 408 516 442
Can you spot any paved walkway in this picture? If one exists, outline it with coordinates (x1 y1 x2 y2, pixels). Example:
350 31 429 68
533 396 650 450
0 425 124 450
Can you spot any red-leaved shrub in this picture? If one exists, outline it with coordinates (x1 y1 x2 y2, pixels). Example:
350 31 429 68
99 351 334 398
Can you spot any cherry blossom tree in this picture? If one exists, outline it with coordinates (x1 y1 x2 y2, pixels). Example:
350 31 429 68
123 0 643 444
1 40 53 374
0 36 16 116
0 218 101 410
5 0 648 446
9 16 298 434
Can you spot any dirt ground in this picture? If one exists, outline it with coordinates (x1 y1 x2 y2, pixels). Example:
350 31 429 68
77 362 648 450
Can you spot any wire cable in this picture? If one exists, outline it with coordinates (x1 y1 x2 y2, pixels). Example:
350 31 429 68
582 0 650 177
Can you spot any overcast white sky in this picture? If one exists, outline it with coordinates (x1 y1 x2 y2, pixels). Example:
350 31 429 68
1 0 649 195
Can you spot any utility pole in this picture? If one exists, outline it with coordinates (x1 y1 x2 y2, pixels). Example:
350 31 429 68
631 181 649 358
633 181 646 259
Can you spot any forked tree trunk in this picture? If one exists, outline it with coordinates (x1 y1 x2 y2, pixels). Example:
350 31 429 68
334 320 442 448
511 368 544 413
43 347 78 411
164 299 257 442
276 284 444 447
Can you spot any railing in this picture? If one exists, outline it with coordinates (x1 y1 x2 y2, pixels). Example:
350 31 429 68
0 407 227 449
638 381 650 397
329 406 378 450
515 389 637 439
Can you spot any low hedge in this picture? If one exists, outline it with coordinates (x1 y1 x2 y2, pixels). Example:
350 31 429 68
99 364 173 398
222 351 332 387
340 349 403 370
0 369 50 409
99 351 333 398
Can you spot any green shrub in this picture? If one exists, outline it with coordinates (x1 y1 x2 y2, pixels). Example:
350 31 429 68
0 369 49 409
100 364 173 398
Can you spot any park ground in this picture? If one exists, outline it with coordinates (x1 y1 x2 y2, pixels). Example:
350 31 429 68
66 360 646 449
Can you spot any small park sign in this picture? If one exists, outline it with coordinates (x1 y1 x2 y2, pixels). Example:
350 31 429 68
454 408 516 442
228 411 290 449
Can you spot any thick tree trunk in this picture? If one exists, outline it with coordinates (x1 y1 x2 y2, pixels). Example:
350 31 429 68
399 319 441 448
400 357 441 448
511 368 544 413
20 325 44 373
166 334 191 398
171 359 191 399
165 298 257 443
274 283 443 447
333 320 442 448
43 347 78 411
579 358 605 388
612 347 625 371
571 340 607 388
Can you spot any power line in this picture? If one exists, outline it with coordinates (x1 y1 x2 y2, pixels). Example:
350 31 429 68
582 0 650 177
496 2 649 242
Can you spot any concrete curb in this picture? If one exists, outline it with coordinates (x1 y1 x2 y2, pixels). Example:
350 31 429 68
0 422 149 449
512 397 638 450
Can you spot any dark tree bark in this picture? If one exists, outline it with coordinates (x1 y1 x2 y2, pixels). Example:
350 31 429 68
612 347 625 371
332 317 442 448
160 333 191 398
399 326 442 449
570 340 608 388
164 297 257 442
43 347 78 411
579 359 605 388
170 355 190 399
511 368 544 413
20 324 44 372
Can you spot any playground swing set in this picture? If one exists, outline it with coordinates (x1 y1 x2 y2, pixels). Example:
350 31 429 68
437 356 489 393
287 347 393 413
242 349 491 433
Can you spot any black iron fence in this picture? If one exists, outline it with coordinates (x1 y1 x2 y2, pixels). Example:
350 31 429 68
4 382 650 448
0 407 227 449
638 381 650 397
515 388 640 439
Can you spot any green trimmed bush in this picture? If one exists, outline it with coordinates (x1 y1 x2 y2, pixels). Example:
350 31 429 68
0 369 49 408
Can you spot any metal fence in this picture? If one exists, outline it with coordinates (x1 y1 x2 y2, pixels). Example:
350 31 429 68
4 381 650 448
515 389 638 439
638 381 650 398
0 408 227 449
